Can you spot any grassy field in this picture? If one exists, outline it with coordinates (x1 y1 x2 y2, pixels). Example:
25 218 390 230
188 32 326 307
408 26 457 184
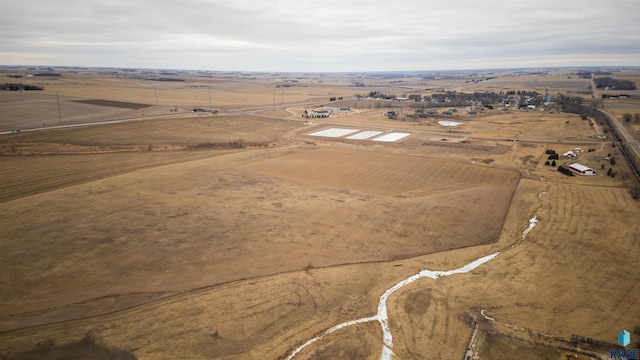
455 73 593 95
0 92 141 130
1 68 639 360
0 150 241 203
0 145 518 316
1 115 301 148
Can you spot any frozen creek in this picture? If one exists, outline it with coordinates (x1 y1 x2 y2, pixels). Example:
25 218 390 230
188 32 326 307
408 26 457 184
286 216 539 360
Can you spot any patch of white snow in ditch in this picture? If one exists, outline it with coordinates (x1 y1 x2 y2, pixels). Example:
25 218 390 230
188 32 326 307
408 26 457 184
286 216 539 360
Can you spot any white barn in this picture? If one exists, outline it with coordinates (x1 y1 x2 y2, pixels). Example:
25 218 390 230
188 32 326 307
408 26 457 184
305 109 330 118
569 163 596 176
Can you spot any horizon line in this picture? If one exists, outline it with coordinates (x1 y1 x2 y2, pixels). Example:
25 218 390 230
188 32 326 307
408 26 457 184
2 64 640 75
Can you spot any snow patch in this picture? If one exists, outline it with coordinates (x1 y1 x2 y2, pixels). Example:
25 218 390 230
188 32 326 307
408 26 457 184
286 217 539 360
286 253 500 360
522 216 538 240
481 310 495 321
284 316 379 360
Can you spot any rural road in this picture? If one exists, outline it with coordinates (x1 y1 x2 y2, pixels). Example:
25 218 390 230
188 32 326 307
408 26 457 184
2 95 606 147
591 74 640 159
0 99 324 136
600 108 640 160
0 113 195 135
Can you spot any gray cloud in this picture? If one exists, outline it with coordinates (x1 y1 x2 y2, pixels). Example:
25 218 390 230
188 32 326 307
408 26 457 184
2 0 639 71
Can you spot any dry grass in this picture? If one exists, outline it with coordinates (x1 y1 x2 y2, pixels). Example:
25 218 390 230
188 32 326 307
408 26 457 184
0 145 518 317
455 73 592 95
0 92 135 130
0 150 239 203
480 333 561 359
1 115 301 148
245 147 517 196
446 110 597 140
1 69 639 360
455 180 640 340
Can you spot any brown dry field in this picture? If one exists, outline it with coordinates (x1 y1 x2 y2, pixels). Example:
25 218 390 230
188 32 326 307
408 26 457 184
453 73 593 95
1 69 639 360
0 115 300 148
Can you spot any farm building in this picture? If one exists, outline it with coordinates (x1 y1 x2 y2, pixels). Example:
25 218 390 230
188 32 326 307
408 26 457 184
324 107 351 113
569 163 597 175
563 151 576 158
304 109 330 118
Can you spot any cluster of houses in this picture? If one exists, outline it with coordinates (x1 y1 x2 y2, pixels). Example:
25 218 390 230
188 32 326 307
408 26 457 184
561 148 597 175
601 94 629 99
442 106 485 115
415 109 439 116
563 148 584 158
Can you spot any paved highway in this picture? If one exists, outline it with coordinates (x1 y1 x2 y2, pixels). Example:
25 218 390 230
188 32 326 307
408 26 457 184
591 73 640 170
600 108 640 160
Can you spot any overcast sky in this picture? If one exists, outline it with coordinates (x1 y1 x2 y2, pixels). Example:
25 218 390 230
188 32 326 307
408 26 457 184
1 0 639 72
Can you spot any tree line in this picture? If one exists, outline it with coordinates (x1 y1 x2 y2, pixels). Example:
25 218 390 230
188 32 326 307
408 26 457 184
574 71 612 79
1 83 44 91
360 91 509 108
623 113 640 124
594 77 636 90
554 95 608 125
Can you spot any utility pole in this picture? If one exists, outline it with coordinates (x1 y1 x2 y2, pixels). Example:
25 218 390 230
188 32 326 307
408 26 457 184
154 87 158 105
55 93 62 123
272 88 275 111
208 86 212 106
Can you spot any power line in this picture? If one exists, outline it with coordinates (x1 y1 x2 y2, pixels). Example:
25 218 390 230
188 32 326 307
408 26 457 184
55 93 62 123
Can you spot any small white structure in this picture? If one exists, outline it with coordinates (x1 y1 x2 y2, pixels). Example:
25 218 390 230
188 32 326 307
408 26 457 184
347 131 382 140
569 163 596 176
372 132 411 142
438 120 464 127
563 151 576 158
574 147 583 152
